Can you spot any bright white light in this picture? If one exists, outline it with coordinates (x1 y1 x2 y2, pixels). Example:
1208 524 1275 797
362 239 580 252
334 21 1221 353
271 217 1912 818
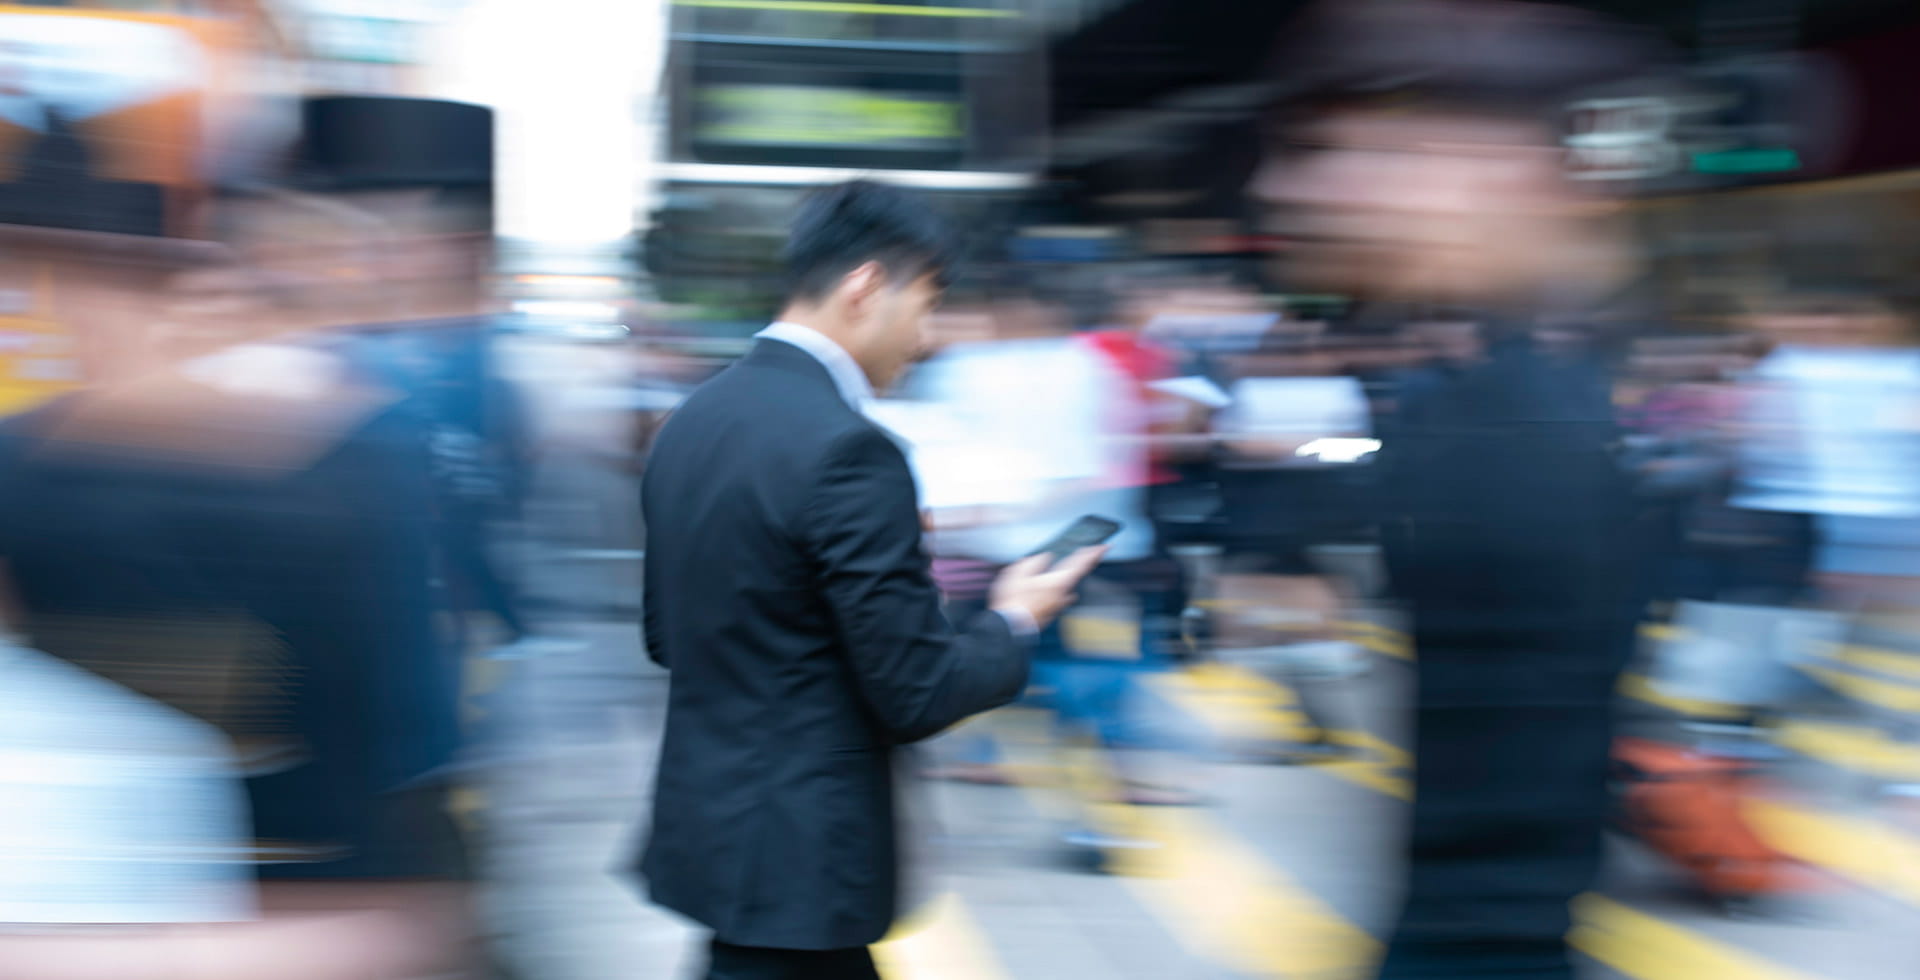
513 300 621 322
1294 438 1381 463
422 0 666 245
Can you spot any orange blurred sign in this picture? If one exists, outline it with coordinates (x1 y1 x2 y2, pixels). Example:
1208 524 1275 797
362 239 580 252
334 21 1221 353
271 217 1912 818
0 7 249 416
0 6 239 228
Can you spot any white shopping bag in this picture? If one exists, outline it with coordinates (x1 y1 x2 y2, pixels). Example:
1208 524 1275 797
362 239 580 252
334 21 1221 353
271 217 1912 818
0 641 255 925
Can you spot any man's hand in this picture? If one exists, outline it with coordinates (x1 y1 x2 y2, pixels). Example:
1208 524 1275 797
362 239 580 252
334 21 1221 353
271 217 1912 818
989 546 1106 631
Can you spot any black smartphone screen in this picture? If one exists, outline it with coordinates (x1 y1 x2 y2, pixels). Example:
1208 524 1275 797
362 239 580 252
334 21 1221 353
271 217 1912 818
1030 515 1121 561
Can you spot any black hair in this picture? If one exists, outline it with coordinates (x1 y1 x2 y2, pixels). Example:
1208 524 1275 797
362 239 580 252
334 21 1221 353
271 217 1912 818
783 180 958 303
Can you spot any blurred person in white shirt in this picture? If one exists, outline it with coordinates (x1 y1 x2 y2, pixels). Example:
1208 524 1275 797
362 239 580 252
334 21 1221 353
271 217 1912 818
895 275 1199 820
1732 287 1920 610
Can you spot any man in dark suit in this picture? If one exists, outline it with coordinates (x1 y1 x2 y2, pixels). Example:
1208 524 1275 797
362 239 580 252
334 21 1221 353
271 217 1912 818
638 180 1102 980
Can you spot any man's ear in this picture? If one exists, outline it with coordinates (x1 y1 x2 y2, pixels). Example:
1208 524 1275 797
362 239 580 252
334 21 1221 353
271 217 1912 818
842 261 885 315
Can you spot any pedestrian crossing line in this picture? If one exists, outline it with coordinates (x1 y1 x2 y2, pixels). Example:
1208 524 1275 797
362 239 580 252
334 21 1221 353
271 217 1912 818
1153 663 1413 799
1310 620 1758 664
1119 806 1380 979
1089 800 1382 979
1147 663 1316 745
1799 663 1920 713
1319 731 1413 802
1568 894 1819 980
992 722 1824 980
1772 719 1920 782
1050 756 1809 980
979 730 1382 980
1148 670 1841 978
1186 603 1413 661
1832 644 1920 682
875 892 1011 980
1339 621 1411 661
1746 799 1920 908
1083 809 1821 980
1616 671 1750 720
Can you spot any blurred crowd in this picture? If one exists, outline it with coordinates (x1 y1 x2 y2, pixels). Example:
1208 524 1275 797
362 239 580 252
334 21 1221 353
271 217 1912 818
8 0 1920 978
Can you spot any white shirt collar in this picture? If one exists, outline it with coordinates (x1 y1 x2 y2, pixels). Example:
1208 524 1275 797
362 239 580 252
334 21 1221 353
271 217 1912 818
756 321 875 410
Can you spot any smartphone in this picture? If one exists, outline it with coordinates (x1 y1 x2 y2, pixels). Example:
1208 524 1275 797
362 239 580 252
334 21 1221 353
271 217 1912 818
1029 515 1121 562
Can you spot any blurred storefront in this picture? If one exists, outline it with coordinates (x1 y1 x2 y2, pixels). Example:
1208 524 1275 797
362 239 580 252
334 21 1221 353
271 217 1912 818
0 2 296 412
1030 0 1920 331
1620 15 1920 323
645 0 1045 334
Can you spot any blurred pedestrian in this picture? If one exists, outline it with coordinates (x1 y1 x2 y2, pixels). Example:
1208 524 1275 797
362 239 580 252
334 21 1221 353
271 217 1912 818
909 272 1201 818
0 250 475 978
636 180 1101 980
1252 2 1661 975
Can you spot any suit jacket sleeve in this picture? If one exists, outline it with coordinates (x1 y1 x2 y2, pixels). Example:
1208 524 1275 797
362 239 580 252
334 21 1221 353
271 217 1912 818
807 425 1030 744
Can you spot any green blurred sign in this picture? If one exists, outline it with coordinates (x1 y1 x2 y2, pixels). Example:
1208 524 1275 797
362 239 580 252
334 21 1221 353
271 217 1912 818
1690 148 1801 175
697 85 962 149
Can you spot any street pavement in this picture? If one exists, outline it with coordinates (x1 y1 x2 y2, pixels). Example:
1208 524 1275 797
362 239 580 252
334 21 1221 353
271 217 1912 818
461 590 1920 980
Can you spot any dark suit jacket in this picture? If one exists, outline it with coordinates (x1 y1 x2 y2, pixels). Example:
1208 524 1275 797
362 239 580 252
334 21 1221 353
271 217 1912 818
637 337 1030 950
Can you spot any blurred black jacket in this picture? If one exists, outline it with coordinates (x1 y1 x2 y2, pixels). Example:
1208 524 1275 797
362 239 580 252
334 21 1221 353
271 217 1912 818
637 337 1029 951
1371 330 1646 977
0 345 459 880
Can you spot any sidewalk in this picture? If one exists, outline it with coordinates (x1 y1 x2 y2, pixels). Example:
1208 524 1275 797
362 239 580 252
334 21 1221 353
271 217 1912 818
471 619 692 980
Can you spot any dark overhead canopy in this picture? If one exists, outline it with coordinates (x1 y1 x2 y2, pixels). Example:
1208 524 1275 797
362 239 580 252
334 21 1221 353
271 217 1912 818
1047 0 1920 138
1046 0 1307 135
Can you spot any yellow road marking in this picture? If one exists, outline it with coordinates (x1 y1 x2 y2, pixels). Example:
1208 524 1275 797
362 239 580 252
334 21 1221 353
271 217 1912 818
1148 663 1315 745
1349 627 1411 660
876 893 1010 980
1569 894 1819 980
1097 804 1380 980
1747 799 1920 908
1185 606 1414 659
672 0 1019 17
1617 671 1750 720
997 732 1381 980
1006 735 1800 980
1154 663 1412 798
1149 665 1843 978
984 697 1823 980
1801 663 1920 713
1832 644 1920 682
994 625 1842 979
1321 729 1413 801
1773 720 1920 782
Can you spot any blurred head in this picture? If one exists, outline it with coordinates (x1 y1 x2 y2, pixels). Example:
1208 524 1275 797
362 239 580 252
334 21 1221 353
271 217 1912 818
1254 108 1588 302
1251 0 1653 305
779 180 956 390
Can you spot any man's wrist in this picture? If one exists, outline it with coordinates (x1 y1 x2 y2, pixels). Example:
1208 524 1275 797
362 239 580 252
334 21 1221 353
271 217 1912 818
992 605 1040 637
